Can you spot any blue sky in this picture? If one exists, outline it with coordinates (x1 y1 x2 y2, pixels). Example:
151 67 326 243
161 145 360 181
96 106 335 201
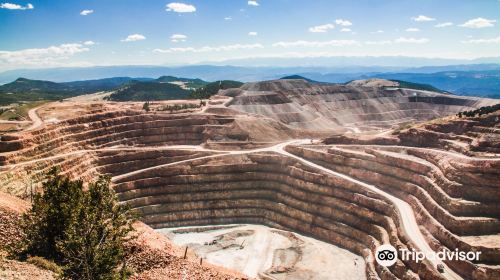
0 0 499 70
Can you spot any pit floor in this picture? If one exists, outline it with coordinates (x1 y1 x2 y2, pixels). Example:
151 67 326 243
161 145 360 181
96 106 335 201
157 224 366 280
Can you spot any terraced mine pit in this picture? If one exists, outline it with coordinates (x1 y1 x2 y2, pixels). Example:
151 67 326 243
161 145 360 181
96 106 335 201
1 79 499 279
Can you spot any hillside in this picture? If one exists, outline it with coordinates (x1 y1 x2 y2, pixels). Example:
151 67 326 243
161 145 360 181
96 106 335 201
0 77 152 105
108 78 243 101
108 81 191 101
188 80 244 99
0 76 246 104
280 75 318 83
155 76 208 89
223 78 498 132
0 76 215 105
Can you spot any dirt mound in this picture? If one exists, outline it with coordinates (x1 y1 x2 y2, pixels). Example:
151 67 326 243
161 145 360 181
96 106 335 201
0 192 28 250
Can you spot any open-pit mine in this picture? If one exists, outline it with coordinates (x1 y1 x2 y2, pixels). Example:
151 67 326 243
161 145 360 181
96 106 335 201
1 78 499 280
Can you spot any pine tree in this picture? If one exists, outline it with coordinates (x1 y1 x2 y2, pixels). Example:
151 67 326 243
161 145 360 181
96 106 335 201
16 168 134 280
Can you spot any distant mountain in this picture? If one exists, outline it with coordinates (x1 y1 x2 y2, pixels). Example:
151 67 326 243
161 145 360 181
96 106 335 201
1 64 499 101
367 71 500 99
3 63 500 85
213 56 500 68
0 65 262 85
280 75 318 83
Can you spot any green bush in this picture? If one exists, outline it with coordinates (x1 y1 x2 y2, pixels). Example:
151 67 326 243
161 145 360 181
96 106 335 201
142 101 150 112
15 168 134 280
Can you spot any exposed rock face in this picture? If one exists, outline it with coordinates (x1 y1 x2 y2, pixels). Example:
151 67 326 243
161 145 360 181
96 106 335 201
224 79 498 132
318 112 500 280
113 152 436 280
397 113 500 155
0 109 299 197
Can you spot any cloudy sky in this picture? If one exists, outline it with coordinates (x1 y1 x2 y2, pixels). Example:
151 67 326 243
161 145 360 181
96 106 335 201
0 0 499 70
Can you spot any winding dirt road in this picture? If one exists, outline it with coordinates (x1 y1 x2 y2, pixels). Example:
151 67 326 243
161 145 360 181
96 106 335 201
25 106 44 131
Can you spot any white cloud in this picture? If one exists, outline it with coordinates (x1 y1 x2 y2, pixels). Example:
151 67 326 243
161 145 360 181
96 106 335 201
405 27 420 32
166 2 196 13
394 37 429 44
80 9 93 16
170 34 187 43
0 2 33 10
248 31 258 36
272 40 359 48
83 41 95 46
459 17 496 28
340 28 351 32
248 1 259 6
224 16 232 20
371 30 384 34
412 15 436 22
462 36 500 44
121 34 146 42
335 19 352 26
308 23 334 33
364 37 430 45
153 43 264 53
364 40 392 45
435 22 453 28
0 43 89 66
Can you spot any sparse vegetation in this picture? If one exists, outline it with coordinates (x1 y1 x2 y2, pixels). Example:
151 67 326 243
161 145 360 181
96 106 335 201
0 78 141 106
456 104 500 118
392 122 414 135
26 256 62 275
12 168 134 280
388 80 447 93
0 101 46 121
188 80 243 99
156 76 208 89
156 103 202 112
109 80 191 101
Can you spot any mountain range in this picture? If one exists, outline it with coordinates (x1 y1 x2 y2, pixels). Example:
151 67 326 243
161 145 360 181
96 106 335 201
0 63 499 100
